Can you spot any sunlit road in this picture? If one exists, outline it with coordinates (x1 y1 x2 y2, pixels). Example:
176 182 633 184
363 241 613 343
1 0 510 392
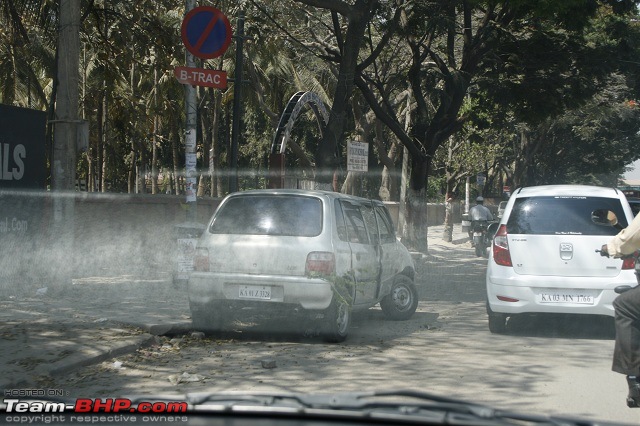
50 239 640 425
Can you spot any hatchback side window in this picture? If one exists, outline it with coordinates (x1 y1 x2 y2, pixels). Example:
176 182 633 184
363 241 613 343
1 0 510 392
375 207 395 244
340 201 369 244
334 200 348 242
361 204 379 245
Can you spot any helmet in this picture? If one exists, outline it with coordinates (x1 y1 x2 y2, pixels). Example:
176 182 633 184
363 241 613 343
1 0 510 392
476 196 484 204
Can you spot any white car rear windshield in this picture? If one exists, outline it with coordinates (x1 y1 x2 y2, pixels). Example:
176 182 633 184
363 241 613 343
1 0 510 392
209 195 323 237
506 196 628 236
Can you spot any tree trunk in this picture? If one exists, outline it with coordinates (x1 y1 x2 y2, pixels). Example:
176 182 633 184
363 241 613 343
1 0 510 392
151 66 159 195
406 155 430 253
315 0 376 184
101 91 107 193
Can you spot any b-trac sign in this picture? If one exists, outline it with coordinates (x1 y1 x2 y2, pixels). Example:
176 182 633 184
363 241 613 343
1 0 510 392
0 104 46 189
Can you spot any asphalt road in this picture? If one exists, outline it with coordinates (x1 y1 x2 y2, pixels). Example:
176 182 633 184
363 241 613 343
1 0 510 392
39 232 640 426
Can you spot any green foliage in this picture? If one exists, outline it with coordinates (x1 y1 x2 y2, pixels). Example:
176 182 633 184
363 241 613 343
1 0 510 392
2 0 640 197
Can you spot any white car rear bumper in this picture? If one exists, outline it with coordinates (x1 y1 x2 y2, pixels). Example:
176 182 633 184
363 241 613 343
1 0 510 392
486 268 637 317
188 272 334 310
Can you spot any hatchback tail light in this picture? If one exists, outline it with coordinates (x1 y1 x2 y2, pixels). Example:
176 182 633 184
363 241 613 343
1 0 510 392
193 248 210 272
622 251 639 270
305 252 335 275
492 224 513 267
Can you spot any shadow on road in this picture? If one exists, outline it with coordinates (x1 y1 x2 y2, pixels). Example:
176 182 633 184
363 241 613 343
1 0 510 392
505 313 615 340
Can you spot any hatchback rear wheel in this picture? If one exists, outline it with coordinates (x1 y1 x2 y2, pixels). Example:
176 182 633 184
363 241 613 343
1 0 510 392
322 296 351 343
486 301 507 334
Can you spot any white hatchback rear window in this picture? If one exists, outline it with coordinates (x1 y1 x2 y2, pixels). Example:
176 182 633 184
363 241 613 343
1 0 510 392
209 195 323 237
506 196 628 236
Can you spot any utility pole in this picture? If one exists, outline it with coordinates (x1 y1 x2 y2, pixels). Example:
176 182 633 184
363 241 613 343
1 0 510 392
52 0 81 289
185 0 198 220
229 11 244 194
52 0 80 195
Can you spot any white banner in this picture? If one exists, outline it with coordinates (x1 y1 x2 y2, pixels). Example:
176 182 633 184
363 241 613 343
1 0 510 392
347 141 368 172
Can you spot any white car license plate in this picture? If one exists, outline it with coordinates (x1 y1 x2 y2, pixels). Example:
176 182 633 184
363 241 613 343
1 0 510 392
537 290 595 305
239 285 272 300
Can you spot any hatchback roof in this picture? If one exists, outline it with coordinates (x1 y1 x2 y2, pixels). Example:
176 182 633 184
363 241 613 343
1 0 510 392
227 188 373 203
514 185 621 198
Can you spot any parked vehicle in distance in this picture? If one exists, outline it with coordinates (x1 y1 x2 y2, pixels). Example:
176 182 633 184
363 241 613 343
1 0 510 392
485 185 637 334
188 189 418 342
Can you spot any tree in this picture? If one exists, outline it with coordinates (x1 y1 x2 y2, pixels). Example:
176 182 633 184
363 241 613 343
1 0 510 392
353 0 640 250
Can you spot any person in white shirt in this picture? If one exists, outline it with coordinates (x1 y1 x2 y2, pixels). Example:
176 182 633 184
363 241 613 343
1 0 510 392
600 212 640 407
469 196 494 222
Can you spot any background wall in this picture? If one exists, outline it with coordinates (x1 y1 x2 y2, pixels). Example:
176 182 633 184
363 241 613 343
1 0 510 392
1 192 455 295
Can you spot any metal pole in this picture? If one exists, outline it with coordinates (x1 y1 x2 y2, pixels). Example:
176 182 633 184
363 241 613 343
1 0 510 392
229 10 244 194
185 0 197 220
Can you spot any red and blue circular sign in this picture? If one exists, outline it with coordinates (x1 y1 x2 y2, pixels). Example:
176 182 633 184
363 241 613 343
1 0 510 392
181 6 232 59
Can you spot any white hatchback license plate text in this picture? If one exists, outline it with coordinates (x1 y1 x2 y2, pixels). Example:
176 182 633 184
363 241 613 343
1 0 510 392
239 285 272 300
537 291 594 305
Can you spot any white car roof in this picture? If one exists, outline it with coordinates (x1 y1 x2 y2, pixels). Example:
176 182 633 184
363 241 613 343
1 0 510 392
225 188 374 203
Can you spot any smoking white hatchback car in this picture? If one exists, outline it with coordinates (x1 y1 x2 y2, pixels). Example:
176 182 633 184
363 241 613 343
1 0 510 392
188 189 417 342
486 185 637 333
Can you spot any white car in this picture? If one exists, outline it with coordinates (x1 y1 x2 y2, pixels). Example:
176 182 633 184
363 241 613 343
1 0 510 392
188 189 417 342
486 185 637 333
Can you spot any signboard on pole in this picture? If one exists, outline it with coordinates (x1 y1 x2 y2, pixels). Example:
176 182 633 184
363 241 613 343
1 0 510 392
347 141 369 172
181 6 232 59
174 66 227 89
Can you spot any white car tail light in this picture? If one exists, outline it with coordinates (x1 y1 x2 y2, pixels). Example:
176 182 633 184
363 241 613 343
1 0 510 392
305 252 335 275
193 248 210 272
622 251 638 270
492 224 513 267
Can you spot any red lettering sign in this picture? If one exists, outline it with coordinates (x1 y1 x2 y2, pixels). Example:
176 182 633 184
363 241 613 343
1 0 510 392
174 66 228 89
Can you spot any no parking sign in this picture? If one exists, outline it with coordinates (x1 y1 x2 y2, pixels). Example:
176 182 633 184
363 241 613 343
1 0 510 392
181 6 232 59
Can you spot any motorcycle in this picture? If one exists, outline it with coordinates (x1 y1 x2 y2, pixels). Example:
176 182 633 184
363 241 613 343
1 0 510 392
593 208 640 408
471 220 498 258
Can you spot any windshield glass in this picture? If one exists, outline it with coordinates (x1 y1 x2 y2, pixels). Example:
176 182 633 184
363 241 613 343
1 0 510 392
3 2 640 426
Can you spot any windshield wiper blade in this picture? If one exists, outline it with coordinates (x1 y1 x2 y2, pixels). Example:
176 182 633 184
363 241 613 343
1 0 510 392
182 389 609 426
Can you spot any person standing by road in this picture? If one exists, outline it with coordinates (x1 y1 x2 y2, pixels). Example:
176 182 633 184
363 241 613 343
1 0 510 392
443 193 455 242
600 212 640 407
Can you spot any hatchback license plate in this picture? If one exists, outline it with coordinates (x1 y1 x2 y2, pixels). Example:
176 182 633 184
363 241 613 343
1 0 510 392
537 290 595 305
239 285 272 300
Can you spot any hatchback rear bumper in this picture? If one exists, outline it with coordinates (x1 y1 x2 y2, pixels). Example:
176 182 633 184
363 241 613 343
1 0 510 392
486 272 637 317
188 272 334 310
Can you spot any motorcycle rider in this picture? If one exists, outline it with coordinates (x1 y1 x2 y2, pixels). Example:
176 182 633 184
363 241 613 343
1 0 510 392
469 196 494 235
468 196 494 255
599 212 640 407
470 196 494 222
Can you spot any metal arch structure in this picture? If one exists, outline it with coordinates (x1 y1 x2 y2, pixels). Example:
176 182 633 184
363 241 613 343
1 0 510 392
268 91 329 189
